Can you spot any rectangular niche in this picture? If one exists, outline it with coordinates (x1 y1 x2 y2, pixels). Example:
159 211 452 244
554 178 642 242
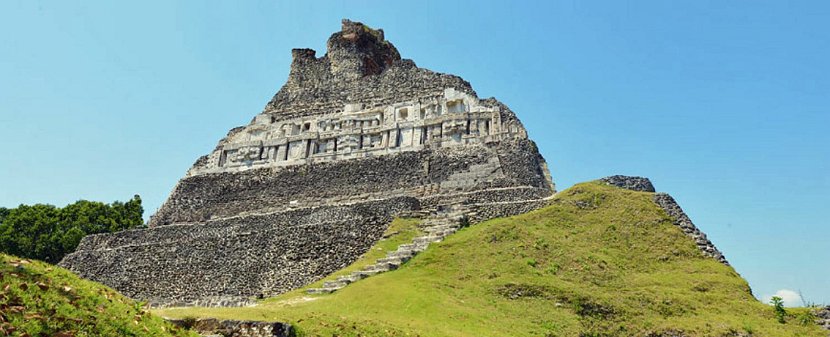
397 107 409 121
447 100 465 114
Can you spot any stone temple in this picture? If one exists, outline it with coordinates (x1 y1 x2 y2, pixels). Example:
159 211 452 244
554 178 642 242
60 20 555 307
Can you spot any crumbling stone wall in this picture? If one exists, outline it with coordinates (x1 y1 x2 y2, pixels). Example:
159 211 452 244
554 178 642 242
600 175 655 192
653 193 729 265
61 198 418 307
151 139 550 226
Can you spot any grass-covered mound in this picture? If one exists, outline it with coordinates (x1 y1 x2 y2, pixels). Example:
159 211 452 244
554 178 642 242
0 253 196 337
156 181 825 336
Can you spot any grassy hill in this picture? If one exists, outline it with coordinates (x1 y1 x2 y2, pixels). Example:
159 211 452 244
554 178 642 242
153 181 824 336
0 253 196 337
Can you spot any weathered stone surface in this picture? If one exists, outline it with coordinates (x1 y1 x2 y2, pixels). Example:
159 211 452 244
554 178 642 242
148 19 552 227
166 318 295 337
62 198 418 307
653 193 729 265
60 19 554 306
816 306 830 332
600 175 655 192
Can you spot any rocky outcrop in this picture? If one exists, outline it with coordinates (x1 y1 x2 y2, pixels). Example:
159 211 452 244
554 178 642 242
60 19 554 306
653 193 729 265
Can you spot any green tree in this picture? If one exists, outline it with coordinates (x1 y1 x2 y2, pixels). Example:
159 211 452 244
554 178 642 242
0 207 9 223
0 196 144 263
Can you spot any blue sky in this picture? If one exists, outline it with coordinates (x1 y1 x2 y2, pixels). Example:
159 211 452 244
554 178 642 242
1 1 827 305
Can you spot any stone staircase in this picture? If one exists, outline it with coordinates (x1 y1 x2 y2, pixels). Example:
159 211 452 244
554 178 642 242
306 205 472 294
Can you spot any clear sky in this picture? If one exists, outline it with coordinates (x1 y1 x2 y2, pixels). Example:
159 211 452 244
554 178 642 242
1 1 827 305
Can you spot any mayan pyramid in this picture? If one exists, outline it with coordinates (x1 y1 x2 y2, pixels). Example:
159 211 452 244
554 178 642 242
61 19 554 307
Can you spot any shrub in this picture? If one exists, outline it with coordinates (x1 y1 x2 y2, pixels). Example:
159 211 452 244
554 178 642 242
770 296 786 324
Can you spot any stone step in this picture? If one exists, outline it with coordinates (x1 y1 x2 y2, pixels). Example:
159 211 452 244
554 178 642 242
363 263 392 273
413 235 443 245
306 209 477 296
425 223 459 231
337 274 360 284
306 286 339 295
427 229 456 237
387 249 418 259
376 257 405 266
397 244 422 251
377 260 402 270
323 280 348 288
426 226 458 235
421 219 453 226
351 269 381 278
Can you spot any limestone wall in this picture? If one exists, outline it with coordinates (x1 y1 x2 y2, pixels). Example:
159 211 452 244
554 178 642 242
61 198 418 307
150 139 551 227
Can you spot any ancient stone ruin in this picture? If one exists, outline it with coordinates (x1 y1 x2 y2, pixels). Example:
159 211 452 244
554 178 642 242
60 19 555 307
599 176 729 265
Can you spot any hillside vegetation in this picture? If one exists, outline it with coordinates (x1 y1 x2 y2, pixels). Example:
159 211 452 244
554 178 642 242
0 253 196 337
157 181 825 336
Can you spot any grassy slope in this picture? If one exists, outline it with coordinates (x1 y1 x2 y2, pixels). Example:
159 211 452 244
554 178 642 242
0 253 197 337
156 182 825 336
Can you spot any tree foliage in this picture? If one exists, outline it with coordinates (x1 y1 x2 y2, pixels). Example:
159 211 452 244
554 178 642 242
771 296 787 324
0 195 143 263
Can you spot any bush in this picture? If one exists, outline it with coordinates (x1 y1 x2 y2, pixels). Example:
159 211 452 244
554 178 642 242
770 296 787 324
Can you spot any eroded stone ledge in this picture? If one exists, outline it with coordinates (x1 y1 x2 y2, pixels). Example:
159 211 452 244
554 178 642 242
653 193 729 265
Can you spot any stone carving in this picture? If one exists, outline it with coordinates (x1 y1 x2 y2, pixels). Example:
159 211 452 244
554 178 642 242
60 19 555 307
200 88 514 174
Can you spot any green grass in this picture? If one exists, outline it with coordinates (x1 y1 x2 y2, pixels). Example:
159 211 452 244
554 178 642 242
0 253 197 337
155 181 827 336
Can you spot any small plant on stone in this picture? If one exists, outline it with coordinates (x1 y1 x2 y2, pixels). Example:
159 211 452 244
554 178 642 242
458 215 470 229
770 296 786 324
